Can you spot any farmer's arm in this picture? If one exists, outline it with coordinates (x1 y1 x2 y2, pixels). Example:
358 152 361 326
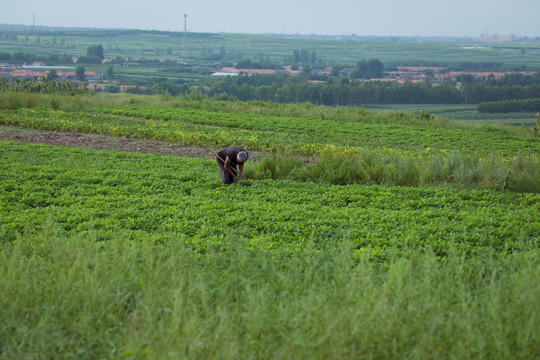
224 157 238 182
238 162 244 178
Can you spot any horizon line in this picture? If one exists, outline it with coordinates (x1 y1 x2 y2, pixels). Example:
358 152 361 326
1 23 539 39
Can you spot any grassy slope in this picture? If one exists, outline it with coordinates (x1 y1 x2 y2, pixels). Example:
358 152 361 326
0 93 539 357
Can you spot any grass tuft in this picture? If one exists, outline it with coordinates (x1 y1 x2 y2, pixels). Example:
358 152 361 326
247 149 540 193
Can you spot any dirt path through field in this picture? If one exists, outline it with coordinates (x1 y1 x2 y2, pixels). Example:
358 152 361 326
0 126 272 161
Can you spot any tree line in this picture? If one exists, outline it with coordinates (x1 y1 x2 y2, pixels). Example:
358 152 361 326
477 98 540 113
120 72 540 106
0 77 80 94
0 51 73 65
200 73 540 106
0 45 105 65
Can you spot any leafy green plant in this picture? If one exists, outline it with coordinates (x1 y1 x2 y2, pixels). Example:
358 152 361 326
2 141 538 255
534 112 540 137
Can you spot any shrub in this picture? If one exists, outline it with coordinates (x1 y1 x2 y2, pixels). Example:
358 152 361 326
244 149 540 193
395 157 421 187
247 152 304 180
0 91 37 110
427 154 450 183
49 96 61 110
351 152 376 184
534 113 540 137
505 153 540 193
307 151 364 185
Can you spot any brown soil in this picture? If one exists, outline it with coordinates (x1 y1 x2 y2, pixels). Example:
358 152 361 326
0 126 264 161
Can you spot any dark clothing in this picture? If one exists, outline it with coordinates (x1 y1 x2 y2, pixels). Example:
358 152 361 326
217 146 247 167
216 146 248 185
217 159 235 184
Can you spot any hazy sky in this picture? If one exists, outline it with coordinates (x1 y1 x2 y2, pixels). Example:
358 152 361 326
2 0 539 37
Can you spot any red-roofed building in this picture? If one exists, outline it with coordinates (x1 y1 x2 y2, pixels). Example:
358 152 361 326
86 83 107 90
0 68 101 82
6 69 48 80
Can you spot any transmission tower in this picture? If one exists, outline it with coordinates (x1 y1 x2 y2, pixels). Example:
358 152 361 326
183 14 187 58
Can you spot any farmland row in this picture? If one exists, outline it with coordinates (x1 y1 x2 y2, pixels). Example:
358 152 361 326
1 141 538 261
95 106 540 156
1 107 539 158
2 107 539 192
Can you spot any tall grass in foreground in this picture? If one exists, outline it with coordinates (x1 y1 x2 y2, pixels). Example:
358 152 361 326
1 223 539 359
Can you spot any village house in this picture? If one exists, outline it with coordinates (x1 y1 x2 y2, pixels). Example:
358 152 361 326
212 66 301 77
0 68 100 82
372 66 536 88
86 83 107 91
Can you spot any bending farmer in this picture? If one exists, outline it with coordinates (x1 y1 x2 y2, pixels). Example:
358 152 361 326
216 146 249 184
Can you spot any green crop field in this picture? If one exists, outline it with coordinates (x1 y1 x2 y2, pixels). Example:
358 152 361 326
367 104 540 126
1 93 539 358
2 106 539 156
3 28 540 68
1 140 539 256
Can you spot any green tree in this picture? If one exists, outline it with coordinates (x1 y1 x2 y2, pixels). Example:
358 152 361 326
299 49 310 64
0 52 12 61
105 83 120 93
331 67 342 77
47 70 59 81
76 66 86 81
87 45 104 60
457 74 475 85
310 51 317 66
105 66 114 80
293 49 299 64
2 32 17 41
351 59 384 79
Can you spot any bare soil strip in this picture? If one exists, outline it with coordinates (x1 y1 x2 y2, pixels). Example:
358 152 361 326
0 126 263 161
